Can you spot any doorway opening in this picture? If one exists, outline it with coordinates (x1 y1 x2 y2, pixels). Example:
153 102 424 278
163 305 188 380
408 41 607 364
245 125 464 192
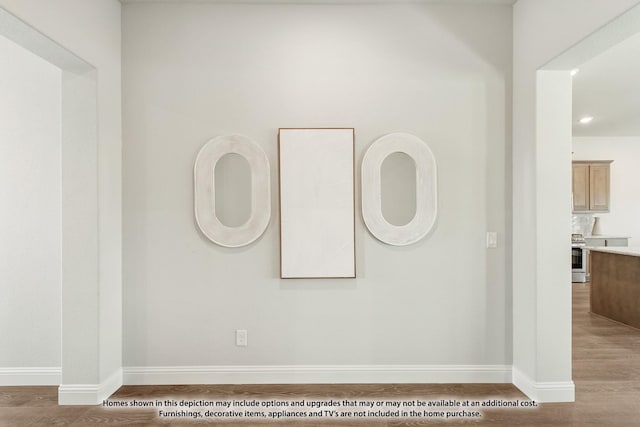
0 7 98 401
535 0 640 404
0 32 62 385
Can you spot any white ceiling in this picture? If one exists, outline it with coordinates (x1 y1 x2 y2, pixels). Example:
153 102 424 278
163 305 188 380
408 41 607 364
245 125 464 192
120 0 516 5
572 32 640 137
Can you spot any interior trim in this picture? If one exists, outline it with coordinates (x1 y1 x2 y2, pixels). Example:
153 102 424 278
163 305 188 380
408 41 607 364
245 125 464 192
512 367 575 403
123 364 511 385
58 368 123 405
0 367 61 386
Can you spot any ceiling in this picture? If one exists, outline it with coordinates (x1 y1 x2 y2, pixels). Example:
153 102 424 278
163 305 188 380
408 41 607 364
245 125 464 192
120 0 517 5
572 32 640 137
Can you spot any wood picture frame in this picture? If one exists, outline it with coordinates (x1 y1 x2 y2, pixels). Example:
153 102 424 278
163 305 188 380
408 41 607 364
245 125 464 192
278 128 356 279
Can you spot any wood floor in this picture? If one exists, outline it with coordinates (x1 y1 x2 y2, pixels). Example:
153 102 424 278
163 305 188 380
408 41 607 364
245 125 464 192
2 283 640 426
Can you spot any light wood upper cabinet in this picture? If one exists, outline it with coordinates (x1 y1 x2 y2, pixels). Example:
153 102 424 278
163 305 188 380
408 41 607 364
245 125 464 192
589 163 610 211
572 163 590 211
572 161 612 212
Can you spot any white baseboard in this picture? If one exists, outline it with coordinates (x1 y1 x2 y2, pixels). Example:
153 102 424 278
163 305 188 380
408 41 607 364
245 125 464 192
0 367 61 385
2 366 575 404
512 367 575 402
58 368 123 405
123 364 512 385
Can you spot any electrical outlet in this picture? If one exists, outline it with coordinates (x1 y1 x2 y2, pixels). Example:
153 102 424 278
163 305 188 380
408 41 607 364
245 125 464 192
486 232 498 248
236 329 248 347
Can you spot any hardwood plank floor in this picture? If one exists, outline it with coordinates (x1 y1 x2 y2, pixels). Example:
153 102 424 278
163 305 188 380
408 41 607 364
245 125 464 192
2 283 640 426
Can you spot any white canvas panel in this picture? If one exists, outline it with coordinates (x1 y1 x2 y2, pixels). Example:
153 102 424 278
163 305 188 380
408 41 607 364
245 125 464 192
278 128 355 278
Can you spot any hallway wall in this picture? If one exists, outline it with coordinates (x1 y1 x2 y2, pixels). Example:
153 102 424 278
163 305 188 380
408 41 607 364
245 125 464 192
0 34 61 381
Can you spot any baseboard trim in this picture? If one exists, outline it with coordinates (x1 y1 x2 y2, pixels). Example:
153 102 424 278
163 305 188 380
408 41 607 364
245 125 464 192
58 368 123 405
3 366 574 403
0 367 61 386
512 367 575 402
123 364 512 385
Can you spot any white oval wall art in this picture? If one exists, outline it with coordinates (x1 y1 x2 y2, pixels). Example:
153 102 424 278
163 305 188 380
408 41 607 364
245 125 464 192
361 133 437 246
194 134 271 247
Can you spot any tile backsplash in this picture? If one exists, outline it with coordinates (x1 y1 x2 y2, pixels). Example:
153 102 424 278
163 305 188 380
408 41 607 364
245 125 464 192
572 213 595 236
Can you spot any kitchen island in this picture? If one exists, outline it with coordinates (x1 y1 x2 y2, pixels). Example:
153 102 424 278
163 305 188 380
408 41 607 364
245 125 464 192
585 235 630 248
590 247 640 329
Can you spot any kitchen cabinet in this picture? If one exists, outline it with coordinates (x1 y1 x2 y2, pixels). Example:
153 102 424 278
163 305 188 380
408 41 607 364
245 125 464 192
590 248 640 329
572 161 612 212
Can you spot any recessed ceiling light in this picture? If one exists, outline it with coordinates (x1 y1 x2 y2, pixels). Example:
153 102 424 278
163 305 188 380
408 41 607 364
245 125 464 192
579 116 594 124
570 68 580 76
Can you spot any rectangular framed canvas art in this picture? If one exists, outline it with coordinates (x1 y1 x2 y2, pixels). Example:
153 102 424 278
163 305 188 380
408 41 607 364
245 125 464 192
278 128 356 279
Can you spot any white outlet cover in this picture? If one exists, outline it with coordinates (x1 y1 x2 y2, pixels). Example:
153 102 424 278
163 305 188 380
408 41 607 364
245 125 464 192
236 329 248 346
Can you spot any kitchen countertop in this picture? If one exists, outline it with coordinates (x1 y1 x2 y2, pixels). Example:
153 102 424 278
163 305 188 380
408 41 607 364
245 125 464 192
584 235 630 239
589 247 640 257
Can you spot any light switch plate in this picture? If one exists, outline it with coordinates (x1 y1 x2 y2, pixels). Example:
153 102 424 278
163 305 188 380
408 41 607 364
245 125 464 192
486 232 498 248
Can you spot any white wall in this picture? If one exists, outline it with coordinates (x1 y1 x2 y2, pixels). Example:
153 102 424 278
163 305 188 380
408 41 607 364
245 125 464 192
0 34 61 377
0 0 122 400
513 0 640 401
573 137 640 244
122 2 512 378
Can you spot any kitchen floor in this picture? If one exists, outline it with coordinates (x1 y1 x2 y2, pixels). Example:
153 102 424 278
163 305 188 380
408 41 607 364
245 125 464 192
1 284 640 426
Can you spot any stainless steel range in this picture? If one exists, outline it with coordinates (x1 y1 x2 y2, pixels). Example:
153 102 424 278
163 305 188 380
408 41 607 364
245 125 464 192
572 233 588 283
